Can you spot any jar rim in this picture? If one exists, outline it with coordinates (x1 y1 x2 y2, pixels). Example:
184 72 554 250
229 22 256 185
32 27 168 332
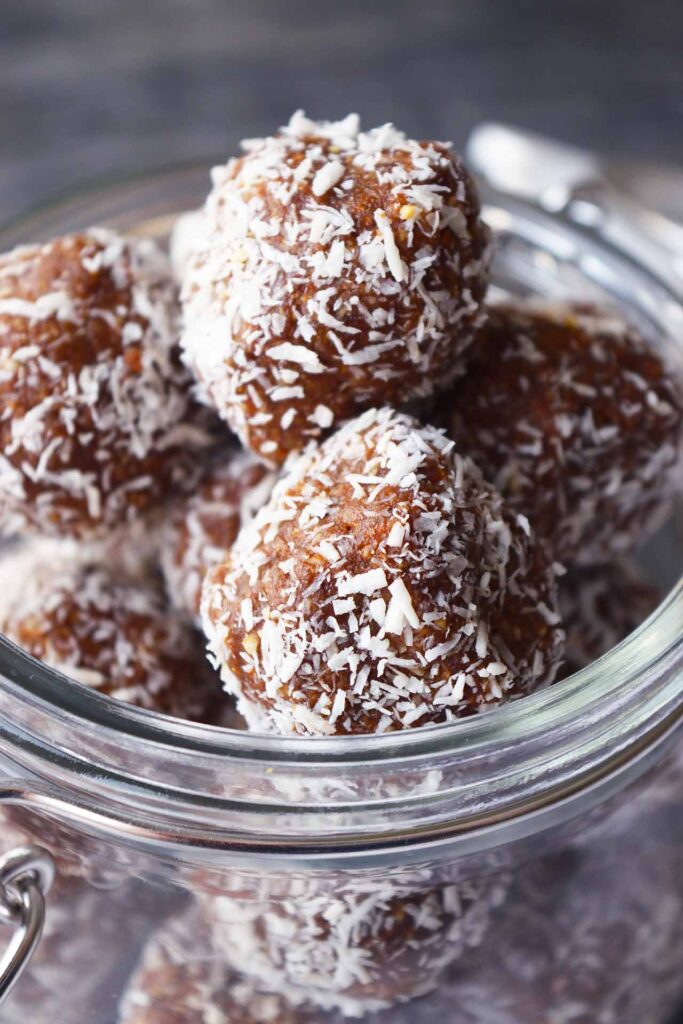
0 165 680 856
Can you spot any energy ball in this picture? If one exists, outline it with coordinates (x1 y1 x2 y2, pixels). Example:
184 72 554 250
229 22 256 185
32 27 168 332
202 408 564 736
0 228 218 539
0 542 218 721
206 876 510 1016
181 110 491 465
558 561 661 679
439 302 682 565
161 451 276 621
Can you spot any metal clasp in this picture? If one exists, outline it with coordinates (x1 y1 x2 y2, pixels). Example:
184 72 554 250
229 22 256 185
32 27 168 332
0 845 54 1006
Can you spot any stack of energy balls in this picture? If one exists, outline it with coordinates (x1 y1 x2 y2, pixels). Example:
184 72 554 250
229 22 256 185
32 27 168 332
0 111 680 734
0 111 681 1022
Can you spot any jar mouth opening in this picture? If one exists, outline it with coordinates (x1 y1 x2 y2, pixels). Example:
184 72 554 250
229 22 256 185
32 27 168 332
0 166 680 852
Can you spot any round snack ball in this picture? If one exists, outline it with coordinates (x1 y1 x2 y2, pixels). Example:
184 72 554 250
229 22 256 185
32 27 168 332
181 110 491 465
558 560 661 679
0 541 219 720
439 302 682 565
119 906 317 1024
0 228 219 539
161 451 276 622
202 407 564 736
205 874 510 1016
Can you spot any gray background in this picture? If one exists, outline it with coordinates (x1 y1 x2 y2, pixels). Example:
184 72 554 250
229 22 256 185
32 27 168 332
0 0 682 224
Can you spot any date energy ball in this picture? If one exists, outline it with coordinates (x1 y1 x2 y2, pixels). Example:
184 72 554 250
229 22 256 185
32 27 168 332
119 908 316 1024
202 408 564 736
558 560 661 679
206 875 509 1017
0 541 218 721
0 228 218 539
439 302 682 565
161 451 276 621
181 110 491 465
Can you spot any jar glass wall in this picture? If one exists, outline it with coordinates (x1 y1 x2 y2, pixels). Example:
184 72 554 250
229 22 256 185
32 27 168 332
0 168 680 1024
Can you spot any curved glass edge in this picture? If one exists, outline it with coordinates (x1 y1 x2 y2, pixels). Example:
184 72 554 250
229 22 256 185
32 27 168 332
1 574 680 761
0 166 680 850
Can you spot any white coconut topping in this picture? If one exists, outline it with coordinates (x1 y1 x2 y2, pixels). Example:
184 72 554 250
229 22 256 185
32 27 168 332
374 209 407 283
338 568 388 597
181 110 490 464
169 208 208 283
0 539 214 719
558 559 660 677
204 871 511 1017
0 228 217 538
311 160 345 197
442 300 682 564
118 905 315 1024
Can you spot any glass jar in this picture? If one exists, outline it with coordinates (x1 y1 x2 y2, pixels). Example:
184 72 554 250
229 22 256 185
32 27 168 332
0 167 681 1024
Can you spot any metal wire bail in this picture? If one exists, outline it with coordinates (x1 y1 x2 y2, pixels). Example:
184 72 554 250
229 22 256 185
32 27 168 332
0 845 54 1006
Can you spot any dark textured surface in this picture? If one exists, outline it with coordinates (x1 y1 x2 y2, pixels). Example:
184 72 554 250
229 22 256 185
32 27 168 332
0 0 682 224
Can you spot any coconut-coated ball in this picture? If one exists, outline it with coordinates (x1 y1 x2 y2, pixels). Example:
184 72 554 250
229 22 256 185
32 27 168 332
0 541 219 720
439 302 682 565
181 111 491 465
205 874 509 1016
0 228 218 539
202 407 564 736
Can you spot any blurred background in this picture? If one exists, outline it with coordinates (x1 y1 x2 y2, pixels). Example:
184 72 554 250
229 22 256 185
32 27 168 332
0 0 682 223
